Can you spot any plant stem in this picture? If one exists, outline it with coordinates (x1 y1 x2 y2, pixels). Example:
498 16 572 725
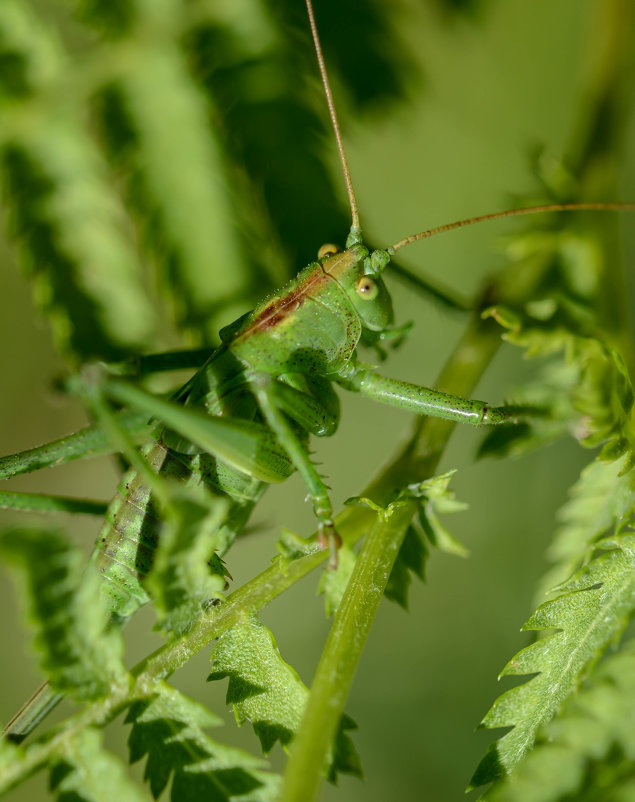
0 410 149 481
280 499 415 802
0 491 107 516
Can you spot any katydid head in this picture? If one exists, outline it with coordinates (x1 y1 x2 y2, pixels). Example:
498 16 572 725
349 253 394 331
319 241 394 332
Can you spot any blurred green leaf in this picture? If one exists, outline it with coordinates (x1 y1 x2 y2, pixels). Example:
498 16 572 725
0 526 126 698
50 729 150 802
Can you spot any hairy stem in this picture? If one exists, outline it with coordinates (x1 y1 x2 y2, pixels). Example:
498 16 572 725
281 500 415 802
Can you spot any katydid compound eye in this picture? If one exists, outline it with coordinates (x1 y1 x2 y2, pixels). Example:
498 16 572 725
355 276 378 300
318 243 341 258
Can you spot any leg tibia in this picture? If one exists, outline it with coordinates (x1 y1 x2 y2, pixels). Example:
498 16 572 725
338 366 540 426
252 379 340 565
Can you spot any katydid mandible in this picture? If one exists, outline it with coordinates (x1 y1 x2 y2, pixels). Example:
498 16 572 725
3 0 634 744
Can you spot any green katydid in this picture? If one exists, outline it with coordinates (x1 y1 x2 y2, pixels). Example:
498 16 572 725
2 0 634 747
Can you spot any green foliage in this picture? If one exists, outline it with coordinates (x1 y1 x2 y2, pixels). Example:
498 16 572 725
49 729 150 802
0 1 634 801
0 527 125 698
470 532 635 788
0 0 157 362
484 640 635 802
478 211 635 467
469 164 635 792
208 614 361 780
356 471 467 610
539 454 635 595
0 738 33 796
479 301 635 465
126 683 279 801
384 524 427 609
145 486 230 636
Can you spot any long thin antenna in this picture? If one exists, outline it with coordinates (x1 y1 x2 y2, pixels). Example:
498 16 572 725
389 202 635 253
305 0 360 236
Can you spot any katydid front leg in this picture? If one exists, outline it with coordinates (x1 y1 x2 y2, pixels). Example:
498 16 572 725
336 361 541 425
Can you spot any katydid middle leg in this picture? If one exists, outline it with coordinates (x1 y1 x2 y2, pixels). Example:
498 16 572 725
250 375 341 566
336 362 540 425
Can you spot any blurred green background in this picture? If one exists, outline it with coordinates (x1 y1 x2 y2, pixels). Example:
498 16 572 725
1 0 634 800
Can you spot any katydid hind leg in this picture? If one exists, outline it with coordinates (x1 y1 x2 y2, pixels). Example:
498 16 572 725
105 379 294 484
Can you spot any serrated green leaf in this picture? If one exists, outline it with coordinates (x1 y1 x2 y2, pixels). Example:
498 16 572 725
208 615 307 753
485 641 635 802
470 533 635 790
126 682 279 802
318 544 356 617
481 291 635 466
145 485 230 637
94 31 250 340
208 615 360 779
0 527 125 698
50 728 150 802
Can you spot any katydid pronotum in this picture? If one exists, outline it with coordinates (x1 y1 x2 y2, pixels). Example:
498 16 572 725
1 0 634 749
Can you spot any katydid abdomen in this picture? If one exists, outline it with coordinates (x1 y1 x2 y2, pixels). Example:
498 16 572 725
92 438 266 623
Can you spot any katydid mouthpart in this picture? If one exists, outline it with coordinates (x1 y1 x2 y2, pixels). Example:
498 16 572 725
2 0 634 746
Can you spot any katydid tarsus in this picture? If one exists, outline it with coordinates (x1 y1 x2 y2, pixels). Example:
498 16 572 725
2 0 634 747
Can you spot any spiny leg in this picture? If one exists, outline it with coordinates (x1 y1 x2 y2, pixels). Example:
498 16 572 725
251 377 340 566
337 362 544 425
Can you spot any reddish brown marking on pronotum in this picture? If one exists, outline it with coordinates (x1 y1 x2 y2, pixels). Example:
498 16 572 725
241 248 361 339
244 264 332 334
